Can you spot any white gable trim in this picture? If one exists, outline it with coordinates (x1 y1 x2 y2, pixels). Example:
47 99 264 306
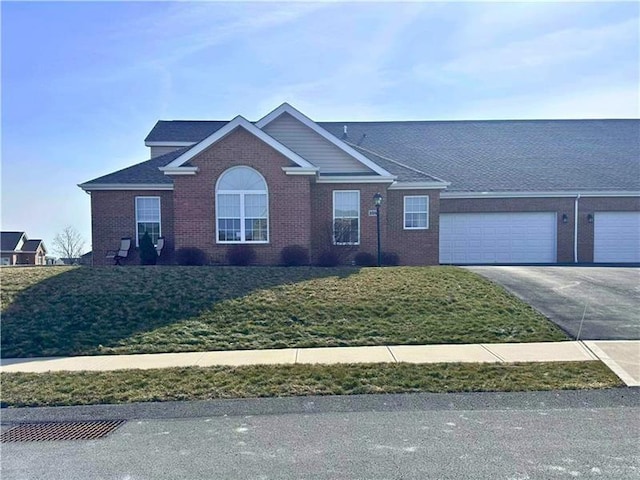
281 167 318 175
316 175 396 184
163 116 316 170
256 103 394 178
159 166 199 176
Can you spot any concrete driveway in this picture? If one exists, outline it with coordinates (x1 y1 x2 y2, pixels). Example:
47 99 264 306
466 266 640 340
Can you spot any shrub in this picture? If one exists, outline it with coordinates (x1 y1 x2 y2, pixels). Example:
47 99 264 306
354 252 376 267
139 232 158 265
317 250 340 267
381 251 400 266
175 247 209 266
227 245 256 266
281 245 309 266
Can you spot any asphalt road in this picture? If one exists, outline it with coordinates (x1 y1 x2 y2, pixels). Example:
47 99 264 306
467 266 640 340
2 390 640 480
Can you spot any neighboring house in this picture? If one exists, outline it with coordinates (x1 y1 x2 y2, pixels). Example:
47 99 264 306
79 103 640 266
1 232 47 266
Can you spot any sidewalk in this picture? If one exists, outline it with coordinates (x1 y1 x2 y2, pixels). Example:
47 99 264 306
1 341 638 386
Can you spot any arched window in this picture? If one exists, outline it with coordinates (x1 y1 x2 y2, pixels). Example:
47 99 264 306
216 166 269 243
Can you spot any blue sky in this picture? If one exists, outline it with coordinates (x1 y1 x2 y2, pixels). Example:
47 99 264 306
2 1 638 255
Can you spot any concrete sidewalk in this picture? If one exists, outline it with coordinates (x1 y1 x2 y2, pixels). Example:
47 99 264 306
1 341 638 386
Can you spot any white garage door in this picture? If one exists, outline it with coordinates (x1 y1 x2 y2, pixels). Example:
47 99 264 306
440 212 557 264
594 212 640 263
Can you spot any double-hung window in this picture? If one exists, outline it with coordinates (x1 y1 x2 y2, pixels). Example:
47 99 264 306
135 197 161 245
333 191 360 244
216 167 269 243
404 195 429 229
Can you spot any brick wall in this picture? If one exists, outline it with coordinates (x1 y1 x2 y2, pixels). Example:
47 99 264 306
91 190 174 266
172 127 312 265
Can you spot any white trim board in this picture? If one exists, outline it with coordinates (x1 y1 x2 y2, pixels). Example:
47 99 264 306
78 183 174 192
256 103 394 178
442 191 640 199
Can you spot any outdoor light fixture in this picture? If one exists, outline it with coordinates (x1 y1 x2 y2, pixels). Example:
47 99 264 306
373 193 383 266
587 214 594 224
562 214 568 224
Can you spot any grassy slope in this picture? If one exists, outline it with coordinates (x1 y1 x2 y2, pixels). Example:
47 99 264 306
1 362 621 407
1 266 566 358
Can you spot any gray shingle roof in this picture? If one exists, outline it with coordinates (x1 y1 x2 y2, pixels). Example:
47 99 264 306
1 231 24 251
322 119 640 192
21 239 44 252
88 118 640 192
80 148 188 185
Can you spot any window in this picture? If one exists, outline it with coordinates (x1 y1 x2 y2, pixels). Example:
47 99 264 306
404 195 429 229
216 166 268 243
135 197 161 245
333 191 360 244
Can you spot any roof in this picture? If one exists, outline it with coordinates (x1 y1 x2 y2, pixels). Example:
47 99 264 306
87 117 640 193
21 239 45 253
80 149 188 186
1 231 25 251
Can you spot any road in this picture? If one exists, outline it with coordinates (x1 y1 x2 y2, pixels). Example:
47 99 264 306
467 266 640 340
2 390 639 479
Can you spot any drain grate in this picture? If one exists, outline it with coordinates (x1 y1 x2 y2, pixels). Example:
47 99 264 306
1 420 126 442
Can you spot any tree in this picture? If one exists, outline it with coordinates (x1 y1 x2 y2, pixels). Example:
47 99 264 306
52 226 85 262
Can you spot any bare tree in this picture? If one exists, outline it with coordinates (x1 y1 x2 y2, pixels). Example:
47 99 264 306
52 226 85 261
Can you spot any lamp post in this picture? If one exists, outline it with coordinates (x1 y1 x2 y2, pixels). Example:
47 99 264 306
373 193 383 267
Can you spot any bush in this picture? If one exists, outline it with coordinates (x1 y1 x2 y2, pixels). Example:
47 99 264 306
175 247 209 266
317 250 340 267
139 232 158 266
354 252 376 267
281 245 309 266
227 245 256 266
381 251 400 266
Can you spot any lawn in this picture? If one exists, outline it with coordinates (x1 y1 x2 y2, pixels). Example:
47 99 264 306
0 265 567 358
0 362 620 407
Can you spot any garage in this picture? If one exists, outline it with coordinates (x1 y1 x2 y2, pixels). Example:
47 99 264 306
593 212 640 263
440 212 557 264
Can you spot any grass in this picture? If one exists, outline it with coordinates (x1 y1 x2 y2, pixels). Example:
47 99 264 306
1 265 567 358
0 362 621 407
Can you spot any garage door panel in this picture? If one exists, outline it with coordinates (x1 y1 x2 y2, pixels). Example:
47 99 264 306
594 212 640 263
440 212 557 264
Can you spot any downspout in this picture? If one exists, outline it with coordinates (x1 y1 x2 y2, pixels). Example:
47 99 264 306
573 193 580 263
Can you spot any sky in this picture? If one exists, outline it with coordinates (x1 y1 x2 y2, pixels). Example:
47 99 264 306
1 1 638 256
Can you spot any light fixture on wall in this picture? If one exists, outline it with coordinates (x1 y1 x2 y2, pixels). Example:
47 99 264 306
562 214 568 224
587 214 594 224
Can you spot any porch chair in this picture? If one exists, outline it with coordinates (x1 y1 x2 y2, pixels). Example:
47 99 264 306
155 237 165 257
105 237 132 265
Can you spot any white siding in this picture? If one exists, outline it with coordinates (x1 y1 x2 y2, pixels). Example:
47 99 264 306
594 212 640 263
262 113 372 173
150 146 186 158
440 212 557 264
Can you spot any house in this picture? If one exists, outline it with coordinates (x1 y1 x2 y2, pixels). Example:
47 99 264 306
79 103 640 266
1 232 47 266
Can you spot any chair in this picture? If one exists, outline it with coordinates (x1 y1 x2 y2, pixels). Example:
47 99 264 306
105 237 131 265
155 237 165 257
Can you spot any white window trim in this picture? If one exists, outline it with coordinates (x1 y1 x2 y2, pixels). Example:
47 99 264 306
333 190 360 245
404 195 429 230
215 166 269 244
135 196 162 247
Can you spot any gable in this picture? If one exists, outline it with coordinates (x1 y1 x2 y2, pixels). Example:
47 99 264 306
262 112 373 174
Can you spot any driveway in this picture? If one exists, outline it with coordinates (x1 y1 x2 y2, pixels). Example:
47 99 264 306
466 267 640 340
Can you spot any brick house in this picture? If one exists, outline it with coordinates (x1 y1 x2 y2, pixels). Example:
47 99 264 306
79 104 640 266
1 232 47 266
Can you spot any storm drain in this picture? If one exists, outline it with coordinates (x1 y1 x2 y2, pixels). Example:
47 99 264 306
1 420 126 442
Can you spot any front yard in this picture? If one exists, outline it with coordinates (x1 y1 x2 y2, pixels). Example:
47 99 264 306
1 265 567 358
